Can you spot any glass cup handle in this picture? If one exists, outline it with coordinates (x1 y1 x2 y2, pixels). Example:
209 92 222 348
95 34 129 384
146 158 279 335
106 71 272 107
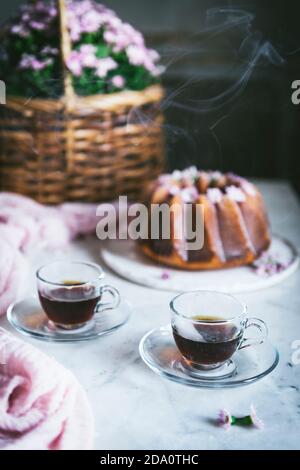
96 285 121 314
239 318 268 350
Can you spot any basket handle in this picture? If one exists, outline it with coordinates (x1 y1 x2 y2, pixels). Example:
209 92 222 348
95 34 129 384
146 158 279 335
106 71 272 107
57 0 75 105
57 0 75 173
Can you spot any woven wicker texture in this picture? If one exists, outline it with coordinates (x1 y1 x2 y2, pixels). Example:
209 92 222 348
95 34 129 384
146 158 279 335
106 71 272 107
0 0 165 204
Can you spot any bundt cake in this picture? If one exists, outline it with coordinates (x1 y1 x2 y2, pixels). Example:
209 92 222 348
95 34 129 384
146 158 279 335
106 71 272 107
141 167 271 270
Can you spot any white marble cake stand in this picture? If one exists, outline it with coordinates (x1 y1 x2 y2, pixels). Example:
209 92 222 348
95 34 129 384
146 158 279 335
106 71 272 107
101 235 299 294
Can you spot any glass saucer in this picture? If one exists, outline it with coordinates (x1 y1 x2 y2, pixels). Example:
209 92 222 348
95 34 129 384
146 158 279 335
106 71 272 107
7 296 131 343
139 325 279 388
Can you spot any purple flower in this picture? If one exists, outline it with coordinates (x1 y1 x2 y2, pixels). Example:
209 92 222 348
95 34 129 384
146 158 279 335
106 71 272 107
161 271 171 280
152 65 165 77
67 0 93 17
148 49 160 62
226 186 246 202
218 406 264 430
169 185 180 197
183 167 197 177
22 13 30 22
19 54 53 71
80 44 97 55
29 21 46 31
207 188 223 204
122 23 144 47
69 25 81 42
172 170 183 180
126 45 148 67
106 16 122 30
79 44 98 68
80 10 103 33
49 6 58 18
66 51 82 76
218 409 232 430
10 0 57 40
158 174 172 186
66 0 111 39
180 187 199 203
95 57 117 78
243 181 257 196
250 405 264 430
104 30 129 52
34 1 50 13
9 0 163 86
41 46 58 56
252 252 290 277
111 75 125 88
11 24 30 38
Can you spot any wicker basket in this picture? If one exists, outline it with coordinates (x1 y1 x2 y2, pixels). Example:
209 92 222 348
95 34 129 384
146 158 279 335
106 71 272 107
0 0 165 204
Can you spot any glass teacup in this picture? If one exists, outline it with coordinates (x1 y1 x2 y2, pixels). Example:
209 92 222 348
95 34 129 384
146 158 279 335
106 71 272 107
171 290 267 373
37 261 120 330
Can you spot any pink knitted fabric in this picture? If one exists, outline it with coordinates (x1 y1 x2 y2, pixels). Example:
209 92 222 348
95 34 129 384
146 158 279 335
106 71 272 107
0 192 100 316
0 193 97 449
0 240 29 317
0 329 94 450
0 192 100 250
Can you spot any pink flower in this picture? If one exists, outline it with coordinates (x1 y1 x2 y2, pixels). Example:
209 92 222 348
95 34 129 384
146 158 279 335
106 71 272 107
80 44 97 54
161 271 171 280
11 0 163 84
66 1 116 39
226 186 246 202
11 0 57 38
126 45 147 67
67 0 93 17
30 21 46 31
218 406 264 430
104 27 133 53
127 43 163 77
22 13 30 22
106 16 122 30
79 44 97 68
252 252 291 277
66 51 82 76
70 25 81 42
81 54 97 68
122 23 144 46
11 24 30 38
218 409 232 431
143 55 164 76
250 405 264 430
180 187 199 203
158 174 172 186
111 75 125 88
103 30 125 50
48 6 57 18
95 57 117 78
41 47 58 56
151 65 165 77
34 1 49 13
243 181 257 196
207 188 223 204
182 166 199 180
103 30 116 42
169 185 180 196
81 10 103 33
148 49 160 62
19 54 53 71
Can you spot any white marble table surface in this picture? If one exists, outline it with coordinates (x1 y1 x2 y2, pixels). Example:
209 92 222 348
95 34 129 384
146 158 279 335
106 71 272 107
1 180 300 450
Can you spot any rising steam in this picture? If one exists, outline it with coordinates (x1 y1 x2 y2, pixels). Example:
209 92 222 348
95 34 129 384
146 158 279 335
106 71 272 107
160 8 285 113
126 7 287 170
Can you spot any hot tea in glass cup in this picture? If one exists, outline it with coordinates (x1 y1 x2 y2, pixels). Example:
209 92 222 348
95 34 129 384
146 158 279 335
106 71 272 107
171 291 268 375
37 261 120 330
